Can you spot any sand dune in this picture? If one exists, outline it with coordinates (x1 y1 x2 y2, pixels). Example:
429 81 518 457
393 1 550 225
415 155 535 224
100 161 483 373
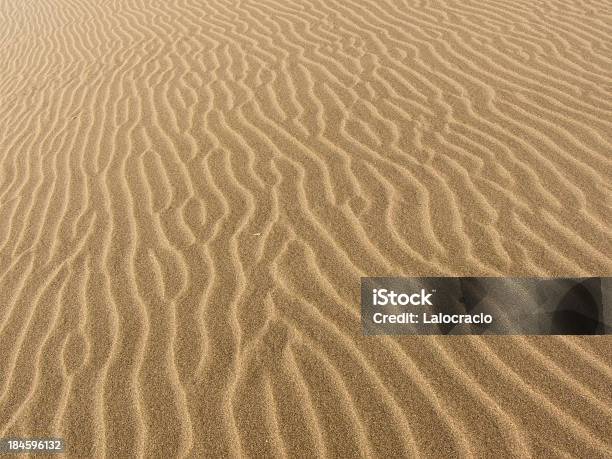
0 0 611 456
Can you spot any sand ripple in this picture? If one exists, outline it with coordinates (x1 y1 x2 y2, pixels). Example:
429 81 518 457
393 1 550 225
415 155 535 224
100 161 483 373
0 0 611 456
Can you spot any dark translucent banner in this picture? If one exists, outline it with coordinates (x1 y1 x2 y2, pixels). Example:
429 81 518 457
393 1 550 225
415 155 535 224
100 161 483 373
361 277 611 335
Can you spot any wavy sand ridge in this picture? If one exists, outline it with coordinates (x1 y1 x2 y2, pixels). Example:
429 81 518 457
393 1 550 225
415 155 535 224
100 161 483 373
0 0 611 456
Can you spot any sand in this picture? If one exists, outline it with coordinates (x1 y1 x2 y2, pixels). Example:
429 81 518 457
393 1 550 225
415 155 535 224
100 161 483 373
0 0 611 456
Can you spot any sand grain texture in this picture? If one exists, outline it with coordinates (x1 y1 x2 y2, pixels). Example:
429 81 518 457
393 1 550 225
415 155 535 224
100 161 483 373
1 0 611 457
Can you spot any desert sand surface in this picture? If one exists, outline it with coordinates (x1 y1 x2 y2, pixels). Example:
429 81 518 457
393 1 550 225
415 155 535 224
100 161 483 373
1 0 611 457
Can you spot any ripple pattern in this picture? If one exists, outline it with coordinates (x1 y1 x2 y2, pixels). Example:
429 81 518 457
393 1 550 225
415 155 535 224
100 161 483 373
0 0 611 456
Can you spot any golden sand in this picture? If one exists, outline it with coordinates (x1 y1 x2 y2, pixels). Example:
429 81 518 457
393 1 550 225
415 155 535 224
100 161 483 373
0 0 611 456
